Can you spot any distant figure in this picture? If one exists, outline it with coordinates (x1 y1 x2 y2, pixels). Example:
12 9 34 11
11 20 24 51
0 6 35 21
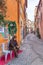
9 36 19 58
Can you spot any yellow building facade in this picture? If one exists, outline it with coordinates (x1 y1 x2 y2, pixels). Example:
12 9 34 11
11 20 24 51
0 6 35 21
0 0 27 45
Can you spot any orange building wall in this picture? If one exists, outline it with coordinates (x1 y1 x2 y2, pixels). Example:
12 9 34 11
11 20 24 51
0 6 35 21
0 0 26 45
5 0 17 21
0 0 26 56
5 0 21 45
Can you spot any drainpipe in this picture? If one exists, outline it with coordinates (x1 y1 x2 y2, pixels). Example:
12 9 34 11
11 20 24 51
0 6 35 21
16 0 20 44
16 0 19 23
18 0 19 23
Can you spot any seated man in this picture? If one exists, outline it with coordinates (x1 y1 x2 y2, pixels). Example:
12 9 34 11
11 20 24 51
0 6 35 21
9 36 19 58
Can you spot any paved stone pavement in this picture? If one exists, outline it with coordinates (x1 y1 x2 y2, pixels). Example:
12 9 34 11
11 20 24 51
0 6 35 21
6 33 43 65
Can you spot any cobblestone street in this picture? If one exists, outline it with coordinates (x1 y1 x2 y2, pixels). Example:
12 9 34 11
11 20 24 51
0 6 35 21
7 33 43 65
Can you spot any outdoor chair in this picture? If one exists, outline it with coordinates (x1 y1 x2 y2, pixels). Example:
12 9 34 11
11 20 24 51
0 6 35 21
2 43 12 62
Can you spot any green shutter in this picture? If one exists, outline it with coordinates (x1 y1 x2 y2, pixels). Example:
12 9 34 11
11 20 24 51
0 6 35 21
8 22 17 36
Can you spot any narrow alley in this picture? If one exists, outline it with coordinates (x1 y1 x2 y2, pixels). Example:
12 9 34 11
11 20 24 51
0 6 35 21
7 33 43 65
0 0 43 65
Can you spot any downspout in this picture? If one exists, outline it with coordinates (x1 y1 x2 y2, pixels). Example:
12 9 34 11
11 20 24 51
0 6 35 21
16 0 20 45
